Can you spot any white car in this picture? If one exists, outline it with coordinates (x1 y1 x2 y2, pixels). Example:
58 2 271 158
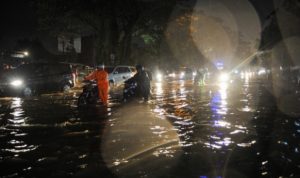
104 66 136 87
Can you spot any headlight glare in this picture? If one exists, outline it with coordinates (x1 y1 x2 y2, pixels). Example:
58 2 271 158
169 73 175 77
10 80 23 87
180 72 185 78
156 73 162 82
218 73 230 82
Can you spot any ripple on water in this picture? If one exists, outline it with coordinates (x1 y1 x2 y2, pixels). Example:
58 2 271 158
153 146 177 157
3 145 39 153
237 140 256 148
230 129 246 135
213 120 231 128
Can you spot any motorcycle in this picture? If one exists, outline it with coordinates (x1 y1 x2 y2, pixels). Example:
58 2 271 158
77 80 137 107
123 79 138 102
77 78 142 106
77 80 99 106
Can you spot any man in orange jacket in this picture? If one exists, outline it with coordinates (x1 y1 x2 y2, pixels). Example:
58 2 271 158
85 65 109 106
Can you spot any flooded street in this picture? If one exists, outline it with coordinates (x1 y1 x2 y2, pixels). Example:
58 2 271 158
1 77 300 178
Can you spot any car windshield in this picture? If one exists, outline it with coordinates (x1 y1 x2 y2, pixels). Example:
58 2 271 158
1 1 300 178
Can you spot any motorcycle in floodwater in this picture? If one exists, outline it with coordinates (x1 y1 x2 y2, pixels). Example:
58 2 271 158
77 79 139 106
77 80 99 107
122 79 138 102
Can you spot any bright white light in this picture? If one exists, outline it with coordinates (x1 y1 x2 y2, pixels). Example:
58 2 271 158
218 73 229 82
258 69 266 75
155 82 163 95
156 73 162 82
240 72 245 79
193 72 197 76
245 72 252 78
168 73 175 77
10 80 23 87
23 51 29 56
180 72 185 78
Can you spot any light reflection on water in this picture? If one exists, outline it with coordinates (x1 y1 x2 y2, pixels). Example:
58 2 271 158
2 98 39 155
148 78 274 177
155 82 163 96
211 82 228 119
1 77 300 178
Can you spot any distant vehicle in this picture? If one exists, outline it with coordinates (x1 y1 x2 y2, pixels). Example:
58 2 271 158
0 62 75 97
104 65 136 87
167 67 196 81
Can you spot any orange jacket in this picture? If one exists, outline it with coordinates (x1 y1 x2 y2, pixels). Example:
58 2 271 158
85 70 109 87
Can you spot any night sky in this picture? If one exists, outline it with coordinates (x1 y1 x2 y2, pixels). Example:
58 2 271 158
0 0 274 49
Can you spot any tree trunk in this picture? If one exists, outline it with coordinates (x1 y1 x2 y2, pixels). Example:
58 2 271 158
122 30 132 63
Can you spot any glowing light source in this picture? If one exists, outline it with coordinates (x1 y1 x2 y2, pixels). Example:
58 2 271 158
258 69 266 75
218 73 229 82
23 51 29 56
156 72 162 82
169 73 175 77
10 80 23 87
180 72 185 78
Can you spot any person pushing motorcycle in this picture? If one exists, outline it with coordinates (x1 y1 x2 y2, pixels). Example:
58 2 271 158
125 64 151 102
85 65 109 106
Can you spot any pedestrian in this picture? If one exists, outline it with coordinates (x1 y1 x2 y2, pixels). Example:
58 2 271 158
126 64 151 101
194 69 205 86
85 65 109 106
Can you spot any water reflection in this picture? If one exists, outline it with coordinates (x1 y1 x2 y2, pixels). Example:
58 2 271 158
1 76 300 177
155 82 163 96
211 82 228 119
3 98 39 155
0 95 113 178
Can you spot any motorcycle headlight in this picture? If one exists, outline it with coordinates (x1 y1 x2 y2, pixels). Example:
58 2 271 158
180 72 185 78
218 73 230 82
156 73 162 82
10 80 23 87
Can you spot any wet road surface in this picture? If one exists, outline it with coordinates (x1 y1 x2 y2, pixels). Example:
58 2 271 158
1 76 300 178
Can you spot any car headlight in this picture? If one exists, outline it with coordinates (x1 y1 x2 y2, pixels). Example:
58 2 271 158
218 73 229 82
10 80 23 87
156 73 162 82
258 69 266 75
169 73 175 77
180 72 185 78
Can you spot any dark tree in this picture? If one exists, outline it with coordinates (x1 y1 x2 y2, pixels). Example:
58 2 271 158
35 0 177 66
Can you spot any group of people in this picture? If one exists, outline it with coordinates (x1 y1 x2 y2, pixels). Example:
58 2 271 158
84 64 151 106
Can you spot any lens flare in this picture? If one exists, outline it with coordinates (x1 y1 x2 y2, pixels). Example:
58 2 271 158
165 0 261 68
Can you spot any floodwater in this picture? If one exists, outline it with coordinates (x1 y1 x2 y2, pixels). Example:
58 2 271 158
1 76 300 178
